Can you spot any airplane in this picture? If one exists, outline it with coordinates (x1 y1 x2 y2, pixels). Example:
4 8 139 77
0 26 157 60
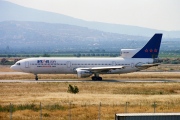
10 33 162 81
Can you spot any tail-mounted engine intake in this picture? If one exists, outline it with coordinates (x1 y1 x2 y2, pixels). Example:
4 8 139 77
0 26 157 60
76 69 92 78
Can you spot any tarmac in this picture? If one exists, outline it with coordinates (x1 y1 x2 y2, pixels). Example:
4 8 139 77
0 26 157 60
0 72 180 83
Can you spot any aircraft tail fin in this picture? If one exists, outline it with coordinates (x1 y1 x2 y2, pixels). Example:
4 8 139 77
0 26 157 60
132 33 162 58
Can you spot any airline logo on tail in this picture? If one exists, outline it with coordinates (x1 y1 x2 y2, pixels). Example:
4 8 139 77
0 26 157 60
132 34 162 58
145 49 158 53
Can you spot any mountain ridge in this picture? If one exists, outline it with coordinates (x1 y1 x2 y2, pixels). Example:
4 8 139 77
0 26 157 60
1 1 180 38
1 21 179 54
0 21 148 54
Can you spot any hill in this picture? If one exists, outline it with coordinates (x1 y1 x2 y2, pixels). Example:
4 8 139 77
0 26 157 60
0 21 148 54
1 21 180 55
0 1 180 38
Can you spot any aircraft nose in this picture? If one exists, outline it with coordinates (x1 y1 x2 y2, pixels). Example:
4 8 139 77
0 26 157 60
10 65 16 70
10 65 21 71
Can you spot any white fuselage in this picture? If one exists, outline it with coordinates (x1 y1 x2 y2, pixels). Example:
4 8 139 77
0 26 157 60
10 33 162 80
11 57 153 74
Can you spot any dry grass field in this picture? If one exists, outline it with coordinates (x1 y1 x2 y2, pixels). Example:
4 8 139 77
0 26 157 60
1 82 180 120
1 65 180 119
0 65 15 72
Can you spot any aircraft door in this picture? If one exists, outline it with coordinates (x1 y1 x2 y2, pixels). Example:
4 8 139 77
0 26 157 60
131 63 134 68
67 61 71 68
25 61 29 68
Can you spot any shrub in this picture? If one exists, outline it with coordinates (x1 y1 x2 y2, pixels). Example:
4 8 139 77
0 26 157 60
43 113 50 117
67 84 79 94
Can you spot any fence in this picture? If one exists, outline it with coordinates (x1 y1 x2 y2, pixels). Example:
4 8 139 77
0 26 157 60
0 101 180 120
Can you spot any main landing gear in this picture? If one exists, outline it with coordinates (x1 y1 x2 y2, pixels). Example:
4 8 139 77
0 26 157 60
91 73 102 81
35 74 38 81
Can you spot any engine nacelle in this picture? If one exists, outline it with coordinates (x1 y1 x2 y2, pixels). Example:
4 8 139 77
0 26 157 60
76 69 92 78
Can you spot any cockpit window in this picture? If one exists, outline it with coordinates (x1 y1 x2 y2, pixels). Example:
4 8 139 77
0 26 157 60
16 63 21 65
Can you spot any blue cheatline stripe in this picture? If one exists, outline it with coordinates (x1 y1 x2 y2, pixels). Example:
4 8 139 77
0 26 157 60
132 34 162 58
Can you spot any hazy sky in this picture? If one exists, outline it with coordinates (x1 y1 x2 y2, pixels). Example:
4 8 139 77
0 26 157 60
6 0 180 31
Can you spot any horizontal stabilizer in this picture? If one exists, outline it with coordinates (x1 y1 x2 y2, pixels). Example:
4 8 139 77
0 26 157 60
135 63 160 68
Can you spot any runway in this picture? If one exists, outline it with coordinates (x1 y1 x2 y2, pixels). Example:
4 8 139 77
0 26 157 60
0 79 180 83
0 72 180 83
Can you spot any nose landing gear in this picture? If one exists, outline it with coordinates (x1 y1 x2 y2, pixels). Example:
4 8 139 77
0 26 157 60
35 74 38 81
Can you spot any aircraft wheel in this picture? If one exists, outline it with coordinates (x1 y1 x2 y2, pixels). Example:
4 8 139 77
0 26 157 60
98 77 102 81
91 76 102 81
35 75 38 81
91 76 96 81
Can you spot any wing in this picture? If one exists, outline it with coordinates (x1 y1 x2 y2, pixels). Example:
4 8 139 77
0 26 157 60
76 66 125 73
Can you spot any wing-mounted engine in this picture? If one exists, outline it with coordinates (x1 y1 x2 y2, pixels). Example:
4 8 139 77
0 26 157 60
76 69 92 78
